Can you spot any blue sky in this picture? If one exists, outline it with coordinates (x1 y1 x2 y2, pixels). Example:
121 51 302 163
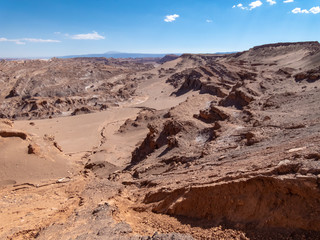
0 0 319 58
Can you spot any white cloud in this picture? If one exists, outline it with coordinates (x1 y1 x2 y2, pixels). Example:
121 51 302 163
266 0 276 5
239 3 248 10
292 6 320 14
233 3 249 10
310 6 320 14
206 19 213 23
234 1 262 10
164 14 179 22
0 38 22 45
15 41 26 45
292 8 301 13
292 8 309 14
70 31 105 40
283 0 294 3
23 38 60 43
249 0 263 9
0 37 60 45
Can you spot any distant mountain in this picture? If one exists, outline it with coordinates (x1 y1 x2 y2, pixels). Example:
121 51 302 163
60 51 178 59
214 51 237 54
0 58 27 61
1 51 236 61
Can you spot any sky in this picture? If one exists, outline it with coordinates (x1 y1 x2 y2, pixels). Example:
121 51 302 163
0 0 319 58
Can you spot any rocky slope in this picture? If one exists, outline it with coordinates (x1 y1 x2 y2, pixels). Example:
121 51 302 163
0 57 153 119
112 41 320 239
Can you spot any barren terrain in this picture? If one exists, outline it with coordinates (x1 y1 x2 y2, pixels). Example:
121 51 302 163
1 42 320 239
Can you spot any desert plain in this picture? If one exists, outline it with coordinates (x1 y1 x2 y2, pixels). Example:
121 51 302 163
1 42 320 239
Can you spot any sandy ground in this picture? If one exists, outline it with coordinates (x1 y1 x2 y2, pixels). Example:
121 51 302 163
14 107 141 155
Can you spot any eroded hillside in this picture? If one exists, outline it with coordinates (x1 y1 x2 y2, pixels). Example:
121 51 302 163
0 57 155 119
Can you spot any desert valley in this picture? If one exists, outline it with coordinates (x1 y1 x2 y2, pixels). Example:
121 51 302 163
1 41 320 239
